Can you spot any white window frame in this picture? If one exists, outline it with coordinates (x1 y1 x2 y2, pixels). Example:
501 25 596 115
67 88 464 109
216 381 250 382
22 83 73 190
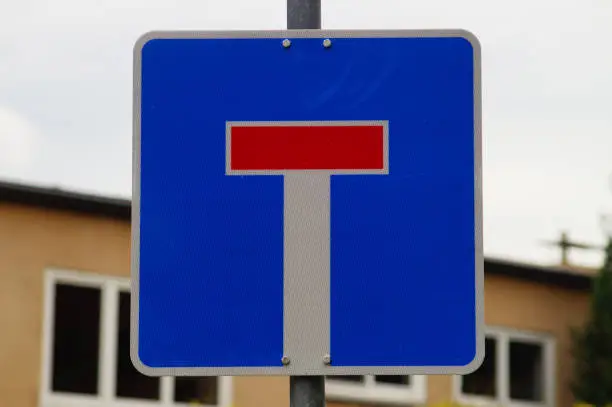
39 268 233 407
325 374 427 405
453 326 556 407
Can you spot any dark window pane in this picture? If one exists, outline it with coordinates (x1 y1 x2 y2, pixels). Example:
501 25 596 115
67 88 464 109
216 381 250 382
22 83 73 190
52 283 101 395
462 337 497 397
174 377 218 405
116 292 160 400
327 375 365 383
375 375 411 385
510 341 544 402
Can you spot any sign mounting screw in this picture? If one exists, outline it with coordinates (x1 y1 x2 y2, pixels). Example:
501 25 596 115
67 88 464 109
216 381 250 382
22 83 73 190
281 356 291 365
282 39 291 48
322 39 332 48
323 354 331 365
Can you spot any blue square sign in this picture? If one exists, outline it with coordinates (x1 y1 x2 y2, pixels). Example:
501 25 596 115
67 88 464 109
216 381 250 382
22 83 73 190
131 30 484 376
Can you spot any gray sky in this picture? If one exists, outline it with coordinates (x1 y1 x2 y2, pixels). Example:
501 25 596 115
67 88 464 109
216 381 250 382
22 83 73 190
0 0 611 268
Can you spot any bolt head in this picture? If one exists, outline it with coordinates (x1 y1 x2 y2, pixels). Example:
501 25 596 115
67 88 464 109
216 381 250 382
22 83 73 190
322 39 332 48
282 39 291 48
281 356 290 365
323 354 331 365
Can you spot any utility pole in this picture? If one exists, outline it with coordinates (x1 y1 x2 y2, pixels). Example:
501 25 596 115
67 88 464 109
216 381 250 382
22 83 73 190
543 230 602 266
286 3 325 407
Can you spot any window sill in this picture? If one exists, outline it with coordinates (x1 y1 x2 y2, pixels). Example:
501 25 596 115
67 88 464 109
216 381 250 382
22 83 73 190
41 393 220 407
455 394 550 407
326 382 426 406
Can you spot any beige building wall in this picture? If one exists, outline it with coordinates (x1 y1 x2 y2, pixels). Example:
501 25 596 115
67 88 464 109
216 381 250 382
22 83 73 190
0 202 591 407
0 203 131 407
478 274 590 407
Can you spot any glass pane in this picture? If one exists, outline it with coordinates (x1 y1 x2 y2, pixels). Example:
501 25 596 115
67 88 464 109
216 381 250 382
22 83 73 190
510 341 544 402
174 377 218 405
51 283 101 395
461 337 497 397
115 292 160 400
375 375 411 385
326 375 365 383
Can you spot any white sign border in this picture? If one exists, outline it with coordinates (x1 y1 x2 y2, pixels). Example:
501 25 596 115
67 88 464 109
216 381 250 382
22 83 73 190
131 29 484 377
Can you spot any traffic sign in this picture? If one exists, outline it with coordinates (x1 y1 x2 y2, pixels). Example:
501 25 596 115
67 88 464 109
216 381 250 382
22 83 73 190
131 30 483 377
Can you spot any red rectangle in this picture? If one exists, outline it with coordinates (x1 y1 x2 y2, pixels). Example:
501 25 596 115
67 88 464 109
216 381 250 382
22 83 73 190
229 124 384 171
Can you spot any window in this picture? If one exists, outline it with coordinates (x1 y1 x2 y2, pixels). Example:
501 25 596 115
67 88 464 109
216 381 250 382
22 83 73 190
40 269 232 407
325 374 426 404
455 326 555 407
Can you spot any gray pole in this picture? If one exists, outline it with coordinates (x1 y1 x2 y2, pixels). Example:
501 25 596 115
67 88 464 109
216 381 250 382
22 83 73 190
287 0 321 30
290 375 326 407
287 2 325 407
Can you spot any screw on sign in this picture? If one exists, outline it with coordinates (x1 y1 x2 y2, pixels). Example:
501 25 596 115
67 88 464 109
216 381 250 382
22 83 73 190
227 121 388 369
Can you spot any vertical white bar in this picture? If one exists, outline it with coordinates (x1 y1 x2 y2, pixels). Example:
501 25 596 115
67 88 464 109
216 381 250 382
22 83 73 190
283 173 331 372
161 376 174 405
545 339 556 407
100 281 119 401
219 376 233 407
498 334 509 405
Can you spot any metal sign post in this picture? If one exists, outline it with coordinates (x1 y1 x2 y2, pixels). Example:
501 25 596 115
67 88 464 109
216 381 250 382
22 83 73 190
287 2 323 406
286 1 325 406
268 8 324 407
287 0 321 30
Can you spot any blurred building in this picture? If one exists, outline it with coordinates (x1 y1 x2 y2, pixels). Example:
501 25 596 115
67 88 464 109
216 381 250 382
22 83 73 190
0 180 594 407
